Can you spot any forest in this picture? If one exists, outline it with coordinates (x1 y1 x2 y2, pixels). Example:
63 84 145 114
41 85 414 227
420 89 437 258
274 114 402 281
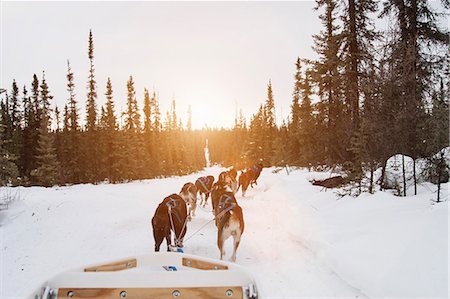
1 0 448 197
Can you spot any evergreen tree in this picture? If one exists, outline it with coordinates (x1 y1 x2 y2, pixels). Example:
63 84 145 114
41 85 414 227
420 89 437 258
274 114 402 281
63 105 70 133
0 105 19 185
66 60 79 131
86 30 98 131
82 30 101 182
9 80 21 129
125 76 139 131
54 106 61 132
104 78 117 131
123 76 144 179
31 115 60 186
423 79 449 202
40 72 53 118
262 80 276 165
151 91 161 132
143 88 152 133
245 105 265 163
341 0 378 129
22 75 41 181
31 74 40 120
288 58 302 165
187 105 192 131
7 81 24 179
61 61 82 183
312 0 349 165
101 78 121 182
298 69 315 167
21 85 33 180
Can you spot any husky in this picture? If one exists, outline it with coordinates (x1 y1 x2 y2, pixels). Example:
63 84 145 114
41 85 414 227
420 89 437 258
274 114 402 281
195 175 215 207
179 182 197 220
211 182 244 262
151 194 188 252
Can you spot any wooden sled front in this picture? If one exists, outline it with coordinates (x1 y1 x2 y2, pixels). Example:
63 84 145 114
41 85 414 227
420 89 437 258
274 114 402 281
31 253 258 299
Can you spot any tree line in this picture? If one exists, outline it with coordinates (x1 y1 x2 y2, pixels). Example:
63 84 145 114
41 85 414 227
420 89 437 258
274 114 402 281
1 0 449 198
206 0 449 197
1 30 205 186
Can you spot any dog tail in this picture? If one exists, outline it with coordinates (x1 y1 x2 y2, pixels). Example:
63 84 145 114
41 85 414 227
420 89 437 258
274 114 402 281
218 210 231 232
232 205 244 234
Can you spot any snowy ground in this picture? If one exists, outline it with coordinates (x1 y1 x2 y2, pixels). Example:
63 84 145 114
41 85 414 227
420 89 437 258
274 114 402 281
1 166 448 298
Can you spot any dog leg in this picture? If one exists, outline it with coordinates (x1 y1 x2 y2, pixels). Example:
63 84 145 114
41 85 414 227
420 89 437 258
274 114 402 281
231 232 241 262
217 230 226 260
201 193 206 208
191 197 197 217
165 228 172 252
154 233 163 252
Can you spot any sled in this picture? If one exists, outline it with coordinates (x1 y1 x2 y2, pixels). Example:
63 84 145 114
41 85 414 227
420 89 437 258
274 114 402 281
30 252 259 299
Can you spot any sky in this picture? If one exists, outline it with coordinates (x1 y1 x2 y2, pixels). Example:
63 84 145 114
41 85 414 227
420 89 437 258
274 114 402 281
1 1 323 129
2 1 446 129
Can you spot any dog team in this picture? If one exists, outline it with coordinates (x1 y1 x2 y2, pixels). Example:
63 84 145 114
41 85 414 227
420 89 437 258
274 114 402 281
151 162 263 262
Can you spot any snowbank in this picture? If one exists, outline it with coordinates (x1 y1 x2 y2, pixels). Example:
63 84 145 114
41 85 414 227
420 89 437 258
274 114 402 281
383 149 450 196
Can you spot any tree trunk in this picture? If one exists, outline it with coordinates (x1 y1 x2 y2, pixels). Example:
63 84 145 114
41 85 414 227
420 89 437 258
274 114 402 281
413 158 417 195
369 164 374 194
348 0 360 129
380 158 387 191
402 154 406 197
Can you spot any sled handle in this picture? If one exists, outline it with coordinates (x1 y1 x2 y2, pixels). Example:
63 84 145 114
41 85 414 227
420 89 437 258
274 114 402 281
58 287 243 298
84 258 137 272
182 257 228 270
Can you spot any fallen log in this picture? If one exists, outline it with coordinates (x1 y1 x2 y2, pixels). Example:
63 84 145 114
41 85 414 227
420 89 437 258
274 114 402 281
311 176 344 188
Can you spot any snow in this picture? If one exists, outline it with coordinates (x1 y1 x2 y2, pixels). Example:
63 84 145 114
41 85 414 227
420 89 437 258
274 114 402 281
1 166 448 298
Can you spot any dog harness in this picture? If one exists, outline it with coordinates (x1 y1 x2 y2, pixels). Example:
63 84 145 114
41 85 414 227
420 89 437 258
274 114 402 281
218 193 235 211
165 195 188 251
198 176 212 192
166 196 182 223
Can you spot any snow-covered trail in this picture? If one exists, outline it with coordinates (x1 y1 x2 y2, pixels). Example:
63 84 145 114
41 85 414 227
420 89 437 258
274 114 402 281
1 166 447 298
180 171 366 298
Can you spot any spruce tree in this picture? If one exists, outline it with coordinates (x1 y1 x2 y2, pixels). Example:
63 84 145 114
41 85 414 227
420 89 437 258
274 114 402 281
62 61 82 183
245 105 265 163
26 74 59 186
125 76 139 131
263 80 276 165
341 0 378 129
104 78 117 131
8 81 24 179
22 75 41 180
143 88 152 133
312 0 349 165
66 60 79 131
32 115 60 186
151 91 161 132
9 80 21 130
298 69 315 167
150 91 162 174
86 30 98 131
289 58 302 165
102 78 121 182
187 105 192 131
123 75 144 179
0 111 19 185
40 72 53 117
22 85 33 180
82 30 100 182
